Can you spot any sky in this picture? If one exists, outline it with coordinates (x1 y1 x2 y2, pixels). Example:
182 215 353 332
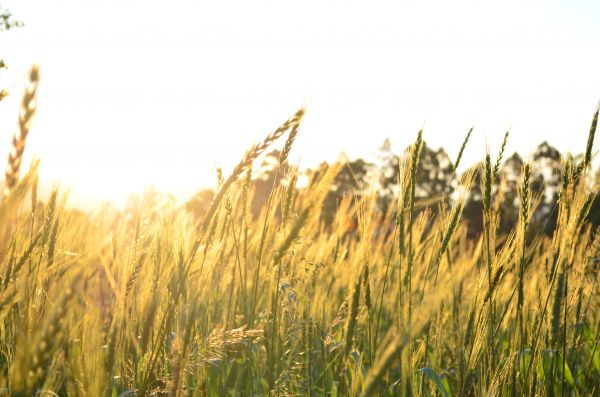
1 0 599 208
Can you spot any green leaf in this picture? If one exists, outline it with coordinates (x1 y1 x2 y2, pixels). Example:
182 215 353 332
555 352 575 387
331 381 338 397
419 367 452 397
583 322 600 373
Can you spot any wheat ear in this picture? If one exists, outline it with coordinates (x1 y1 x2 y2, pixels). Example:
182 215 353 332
4 65 39 197
199 107 305 236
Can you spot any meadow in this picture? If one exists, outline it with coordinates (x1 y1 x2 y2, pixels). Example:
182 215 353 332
0 66 599 396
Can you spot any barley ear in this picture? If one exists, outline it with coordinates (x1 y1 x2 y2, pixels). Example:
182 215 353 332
572 101 598 182
493 130 509 181
198 107 304 237
453 127 473 172
482 152 493 216
279 115 302 165
4 65 40 198
584 101 598 170
363 264 372 312
343 276 362 358
519 163 530 229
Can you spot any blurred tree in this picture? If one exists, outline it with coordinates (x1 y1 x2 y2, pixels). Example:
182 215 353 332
530 142 561 196
186 189 216 219
251 149 288 217
586 167 600 227
181 139 588 241
461 143 565 239
414 142 454 202
305 159 373 223
321 157 372 224
529 141 562 234
497 152 523 235
461 164 484 238
0 6 22 31
376 138 399 213
184 149 293 222
0 5 22 100
376 139 454 215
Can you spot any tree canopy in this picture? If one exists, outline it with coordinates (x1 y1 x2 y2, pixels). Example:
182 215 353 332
186 138 599 239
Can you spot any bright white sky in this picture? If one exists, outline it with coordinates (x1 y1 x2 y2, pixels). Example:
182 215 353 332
1 0 599 207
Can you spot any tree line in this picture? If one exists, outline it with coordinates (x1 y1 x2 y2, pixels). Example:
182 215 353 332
185 138 600 239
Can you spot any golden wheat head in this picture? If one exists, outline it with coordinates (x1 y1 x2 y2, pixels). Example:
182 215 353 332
4 65 40 197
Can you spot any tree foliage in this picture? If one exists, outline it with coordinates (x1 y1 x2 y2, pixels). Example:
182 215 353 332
0 5 22 32
186 139 597 240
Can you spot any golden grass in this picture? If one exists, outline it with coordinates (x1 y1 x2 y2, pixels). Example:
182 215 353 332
0 66 598 396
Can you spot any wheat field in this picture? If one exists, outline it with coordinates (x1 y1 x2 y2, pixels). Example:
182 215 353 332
0 66 598 396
